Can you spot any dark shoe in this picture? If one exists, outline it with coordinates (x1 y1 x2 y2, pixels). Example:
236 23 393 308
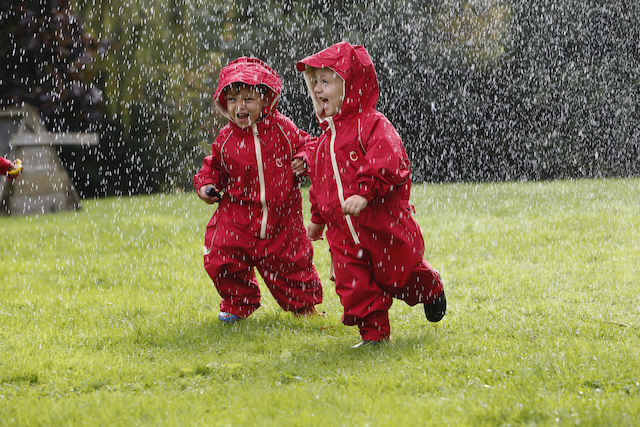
424 291 447 322
351 340 380 349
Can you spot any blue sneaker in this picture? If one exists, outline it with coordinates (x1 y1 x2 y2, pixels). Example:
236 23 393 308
218 312 241 323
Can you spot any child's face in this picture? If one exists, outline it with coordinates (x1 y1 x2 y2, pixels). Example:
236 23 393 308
311 68 343 118
225 85 268 128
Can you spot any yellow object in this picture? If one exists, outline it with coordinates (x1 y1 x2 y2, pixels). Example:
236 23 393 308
7 159 23 178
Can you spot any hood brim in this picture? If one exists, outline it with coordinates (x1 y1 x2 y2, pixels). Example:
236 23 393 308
214 57 282 121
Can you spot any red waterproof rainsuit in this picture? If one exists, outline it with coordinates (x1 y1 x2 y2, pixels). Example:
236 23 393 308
194 57 322 318
297 42 444 341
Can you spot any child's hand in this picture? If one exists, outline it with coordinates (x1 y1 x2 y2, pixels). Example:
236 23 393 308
342 195 368 217
198 185 221 204
291 158 307 176
306 222 325 241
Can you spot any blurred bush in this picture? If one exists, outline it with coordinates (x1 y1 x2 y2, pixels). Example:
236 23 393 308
3 0 639 197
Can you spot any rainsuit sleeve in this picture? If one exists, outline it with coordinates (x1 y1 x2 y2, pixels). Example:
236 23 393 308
306 137 325 225
1 157 12 176
308 183 325 225
299 134 319 166
279 114 311 161
292 128 311 162
193 134 228 192
355 116 411 203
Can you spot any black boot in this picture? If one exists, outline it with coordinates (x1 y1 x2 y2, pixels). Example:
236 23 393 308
424 291 446 322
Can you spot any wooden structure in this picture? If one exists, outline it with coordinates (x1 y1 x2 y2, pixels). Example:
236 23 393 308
0 105 98 215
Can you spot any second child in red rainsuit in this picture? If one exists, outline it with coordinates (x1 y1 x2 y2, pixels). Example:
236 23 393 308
194 57 323 323
297 42 446 347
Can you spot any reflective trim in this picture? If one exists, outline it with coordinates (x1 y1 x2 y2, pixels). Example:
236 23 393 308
327 117 360 245
252 124 268 239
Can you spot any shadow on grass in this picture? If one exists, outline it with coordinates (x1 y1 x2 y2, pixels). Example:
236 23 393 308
95 306 443 361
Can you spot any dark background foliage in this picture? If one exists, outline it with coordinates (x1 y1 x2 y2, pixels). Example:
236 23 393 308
0 0 104 131
2 0 639 197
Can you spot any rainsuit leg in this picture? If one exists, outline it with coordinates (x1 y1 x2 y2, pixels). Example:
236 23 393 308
329 232 392 341
387 259 443 306
255 217 323 312
203 215 262 318
213 266 262 318
360 205 444 307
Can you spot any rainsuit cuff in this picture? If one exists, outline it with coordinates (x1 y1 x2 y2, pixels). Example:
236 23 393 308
358 187 378 204
194 178 215 192
311 213 325 225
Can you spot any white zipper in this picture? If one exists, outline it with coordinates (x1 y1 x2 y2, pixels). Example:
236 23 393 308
327 118 360 245
252 124 268 239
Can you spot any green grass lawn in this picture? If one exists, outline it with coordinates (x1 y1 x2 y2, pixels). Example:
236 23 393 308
1 178 639 426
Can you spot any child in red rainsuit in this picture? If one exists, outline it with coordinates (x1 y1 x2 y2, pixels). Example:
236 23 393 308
194 57 323 323
1 157 22 180
297 42 446 347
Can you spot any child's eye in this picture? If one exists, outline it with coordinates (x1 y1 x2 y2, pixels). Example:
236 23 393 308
227 97 235 102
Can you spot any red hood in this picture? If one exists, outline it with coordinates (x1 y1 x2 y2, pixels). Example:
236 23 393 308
214 57 282 121
296 42 379 123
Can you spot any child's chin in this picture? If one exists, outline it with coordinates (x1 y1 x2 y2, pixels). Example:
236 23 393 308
233 120 250 128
